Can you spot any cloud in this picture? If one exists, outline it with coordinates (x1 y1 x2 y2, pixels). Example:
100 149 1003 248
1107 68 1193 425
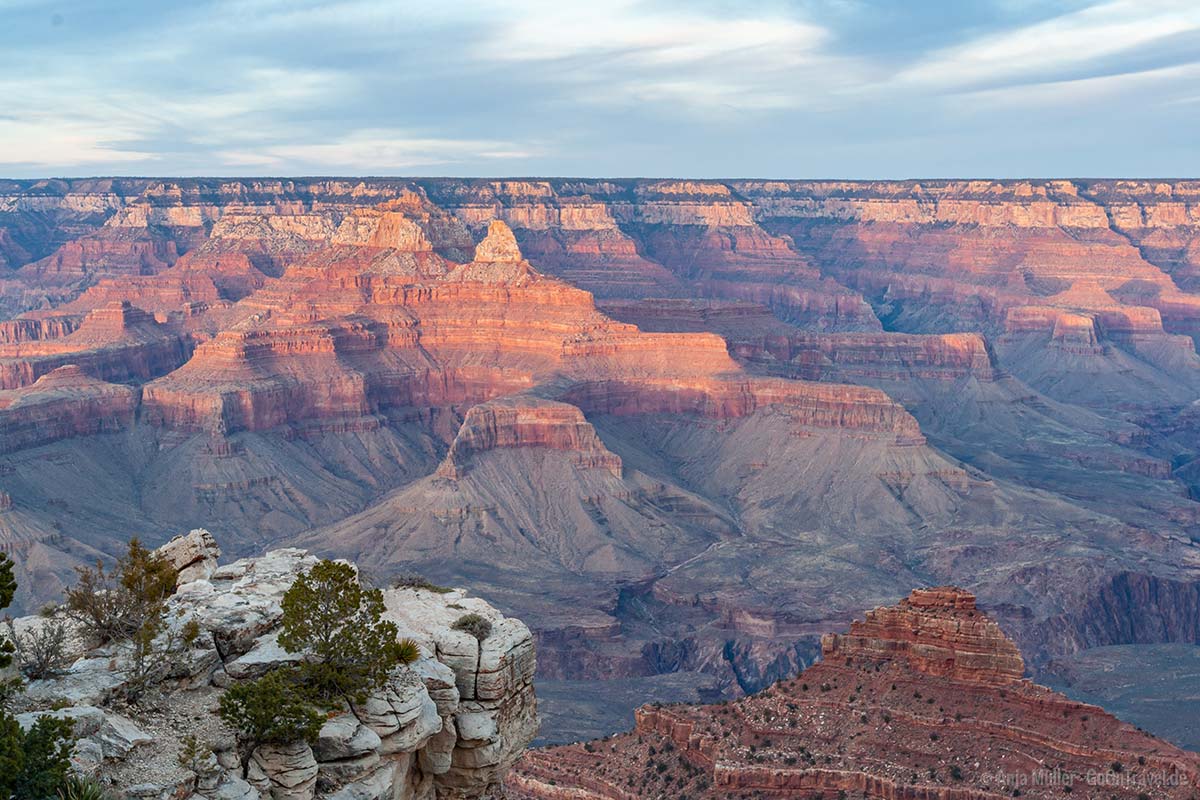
953 61 1200 110
460 0 859 113
221 130 538 172
896 0 1200 91
0 0 1198 177
475 0 825 65
0 118 155 169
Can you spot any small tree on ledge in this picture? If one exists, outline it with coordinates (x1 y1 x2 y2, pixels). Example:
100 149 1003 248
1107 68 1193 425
0 552 19 701
218 668 322 778
279 559 407 706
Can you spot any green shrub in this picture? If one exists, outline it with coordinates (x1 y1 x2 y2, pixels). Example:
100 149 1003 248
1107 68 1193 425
395 638 422 666
218 668 323 777
64 538 177 645
0 713 76 800
279 560 404 705
57 775 116 800
0 551 22 704
393 573 453 593
451 613 492 642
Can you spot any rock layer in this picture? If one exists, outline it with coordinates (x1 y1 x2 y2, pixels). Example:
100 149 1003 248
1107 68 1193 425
1 178 1200 745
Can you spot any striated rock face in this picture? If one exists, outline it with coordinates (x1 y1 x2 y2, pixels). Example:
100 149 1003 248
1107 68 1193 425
821 588 1025 686
0 300 191 390
504 588 1200 800
3 177 1200 746
436 397 622 479
8 531 539 800
0 364 137 453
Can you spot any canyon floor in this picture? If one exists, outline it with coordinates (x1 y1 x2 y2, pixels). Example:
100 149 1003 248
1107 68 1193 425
2 177 1200 745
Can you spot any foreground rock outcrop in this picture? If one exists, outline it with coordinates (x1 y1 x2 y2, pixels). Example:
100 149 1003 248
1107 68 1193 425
9 530 538 800
505 588 1200 799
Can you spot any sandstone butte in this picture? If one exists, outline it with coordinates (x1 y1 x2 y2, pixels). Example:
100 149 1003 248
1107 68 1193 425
504 588 1200 800
2 178 1200 742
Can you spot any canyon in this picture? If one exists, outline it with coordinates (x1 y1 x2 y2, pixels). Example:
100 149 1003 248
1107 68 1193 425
1 178 1200 745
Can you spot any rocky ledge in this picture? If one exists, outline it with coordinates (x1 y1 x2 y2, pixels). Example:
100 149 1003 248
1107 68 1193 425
8 530 538 800
504 587 1200 799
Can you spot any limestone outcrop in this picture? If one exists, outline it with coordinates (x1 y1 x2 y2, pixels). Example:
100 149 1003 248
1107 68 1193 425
8 531 539 800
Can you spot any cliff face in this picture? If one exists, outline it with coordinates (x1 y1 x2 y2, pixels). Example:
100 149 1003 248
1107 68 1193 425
436 397 623 479
505 588 1200 800
0 365 137 453
0 301 191 390
2 178 1200 745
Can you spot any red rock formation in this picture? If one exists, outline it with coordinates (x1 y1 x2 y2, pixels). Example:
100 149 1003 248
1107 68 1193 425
0 301 190 389
562 377 923 442
822 588 1024 685
436 397 622 479
0 365 137 454
22 229 180 282
421 180 878 329
132 216 918 440
738 180 1200 342
0 315 81 345
505 588 1200 800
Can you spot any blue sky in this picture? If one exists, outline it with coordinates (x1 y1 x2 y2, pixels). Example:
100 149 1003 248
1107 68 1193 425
1 0 1197 178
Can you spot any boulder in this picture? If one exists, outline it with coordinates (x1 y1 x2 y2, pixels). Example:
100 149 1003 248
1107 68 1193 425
91 709 155 758
22 655 126 706
171 549 318 658
157 528 221 585
17 705 153 758
313 715 381 761
224 631 301 680
16 705 105 736
200 774 261 800
322 761 401 800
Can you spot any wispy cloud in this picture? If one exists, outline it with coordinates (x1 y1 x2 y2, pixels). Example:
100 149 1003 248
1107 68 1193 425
221 130 538 171
896 0 1200 91
0 0 1198 177
0 118 155 168
466 0 855 112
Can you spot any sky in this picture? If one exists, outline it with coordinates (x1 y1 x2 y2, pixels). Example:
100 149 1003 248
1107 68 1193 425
1 0 1198 178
